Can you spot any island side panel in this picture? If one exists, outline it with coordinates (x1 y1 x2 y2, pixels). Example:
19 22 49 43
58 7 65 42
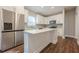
28 31 50 53
24 32 29 53
49 30 58 44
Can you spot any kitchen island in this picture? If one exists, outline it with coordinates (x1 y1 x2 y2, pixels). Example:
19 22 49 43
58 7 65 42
24 28 57 53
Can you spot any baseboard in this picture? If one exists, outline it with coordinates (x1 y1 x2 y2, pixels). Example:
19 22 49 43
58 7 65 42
77 39 79 45
64 35 78 39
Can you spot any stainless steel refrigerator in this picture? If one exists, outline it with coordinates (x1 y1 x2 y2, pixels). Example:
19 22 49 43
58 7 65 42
1 9 15 51
14 14 24 46
0 9 24 51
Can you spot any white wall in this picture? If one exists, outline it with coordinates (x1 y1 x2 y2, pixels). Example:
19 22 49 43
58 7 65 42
64 8 75 37
0 8 2 49
75 7 79 45
75 7 79 38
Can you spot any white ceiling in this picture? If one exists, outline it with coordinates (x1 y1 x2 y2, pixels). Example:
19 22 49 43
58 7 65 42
24 6 75 17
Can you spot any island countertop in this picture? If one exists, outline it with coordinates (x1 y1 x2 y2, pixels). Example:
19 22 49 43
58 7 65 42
24 28 57 34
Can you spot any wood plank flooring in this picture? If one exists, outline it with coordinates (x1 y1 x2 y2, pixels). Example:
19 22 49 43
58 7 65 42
4 45 24 53
41 37 79 53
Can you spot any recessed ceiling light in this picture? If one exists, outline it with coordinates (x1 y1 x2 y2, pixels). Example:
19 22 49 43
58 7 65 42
51 7 54 8
40 6 44 8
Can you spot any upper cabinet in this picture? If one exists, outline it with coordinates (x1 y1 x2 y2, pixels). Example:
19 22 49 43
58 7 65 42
0 6 25 14
1 6 15 12
44 17 49 24
0 6 25 30
24 9 29 23
15 14 25 30
15 7 25 30
15 6 24 14
56 13 64 24
47 13 64 24
36 15 45 24
36 13 64 24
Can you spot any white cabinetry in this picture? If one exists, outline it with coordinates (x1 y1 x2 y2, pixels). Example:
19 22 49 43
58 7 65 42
47 13 64 36
47 13 63 24
0 6 24 14
44 17 49 24
15 6 24 14
24 28 57 53
37 15 45 24
56 14 64 24
57 27 64 36
1 6 15 12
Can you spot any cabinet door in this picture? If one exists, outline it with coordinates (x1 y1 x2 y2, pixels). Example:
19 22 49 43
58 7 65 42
56 14 63 24
1 6 15 12
15 7 24 14
37 15 45 24
24 9 28 23
15 14 24 30
57 27 63 36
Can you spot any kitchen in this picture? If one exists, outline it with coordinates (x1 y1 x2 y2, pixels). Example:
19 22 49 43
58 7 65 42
0 6 79 53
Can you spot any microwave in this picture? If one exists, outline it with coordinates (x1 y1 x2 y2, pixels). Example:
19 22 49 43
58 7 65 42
49 20 56 24
49 20 57 28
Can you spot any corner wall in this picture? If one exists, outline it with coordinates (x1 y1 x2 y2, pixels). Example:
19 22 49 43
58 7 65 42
75 7 79 45
64 8 75 37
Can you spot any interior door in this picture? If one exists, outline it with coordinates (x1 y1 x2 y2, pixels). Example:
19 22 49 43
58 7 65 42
15 31 24 46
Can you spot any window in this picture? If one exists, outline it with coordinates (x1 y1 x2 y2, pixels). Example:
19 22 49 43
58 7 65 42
27 16 36 27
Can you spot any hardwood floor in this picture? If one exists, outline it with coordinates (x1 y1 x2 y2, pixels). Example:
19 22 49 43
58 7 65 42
4 45 24 53
41 37 79 53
